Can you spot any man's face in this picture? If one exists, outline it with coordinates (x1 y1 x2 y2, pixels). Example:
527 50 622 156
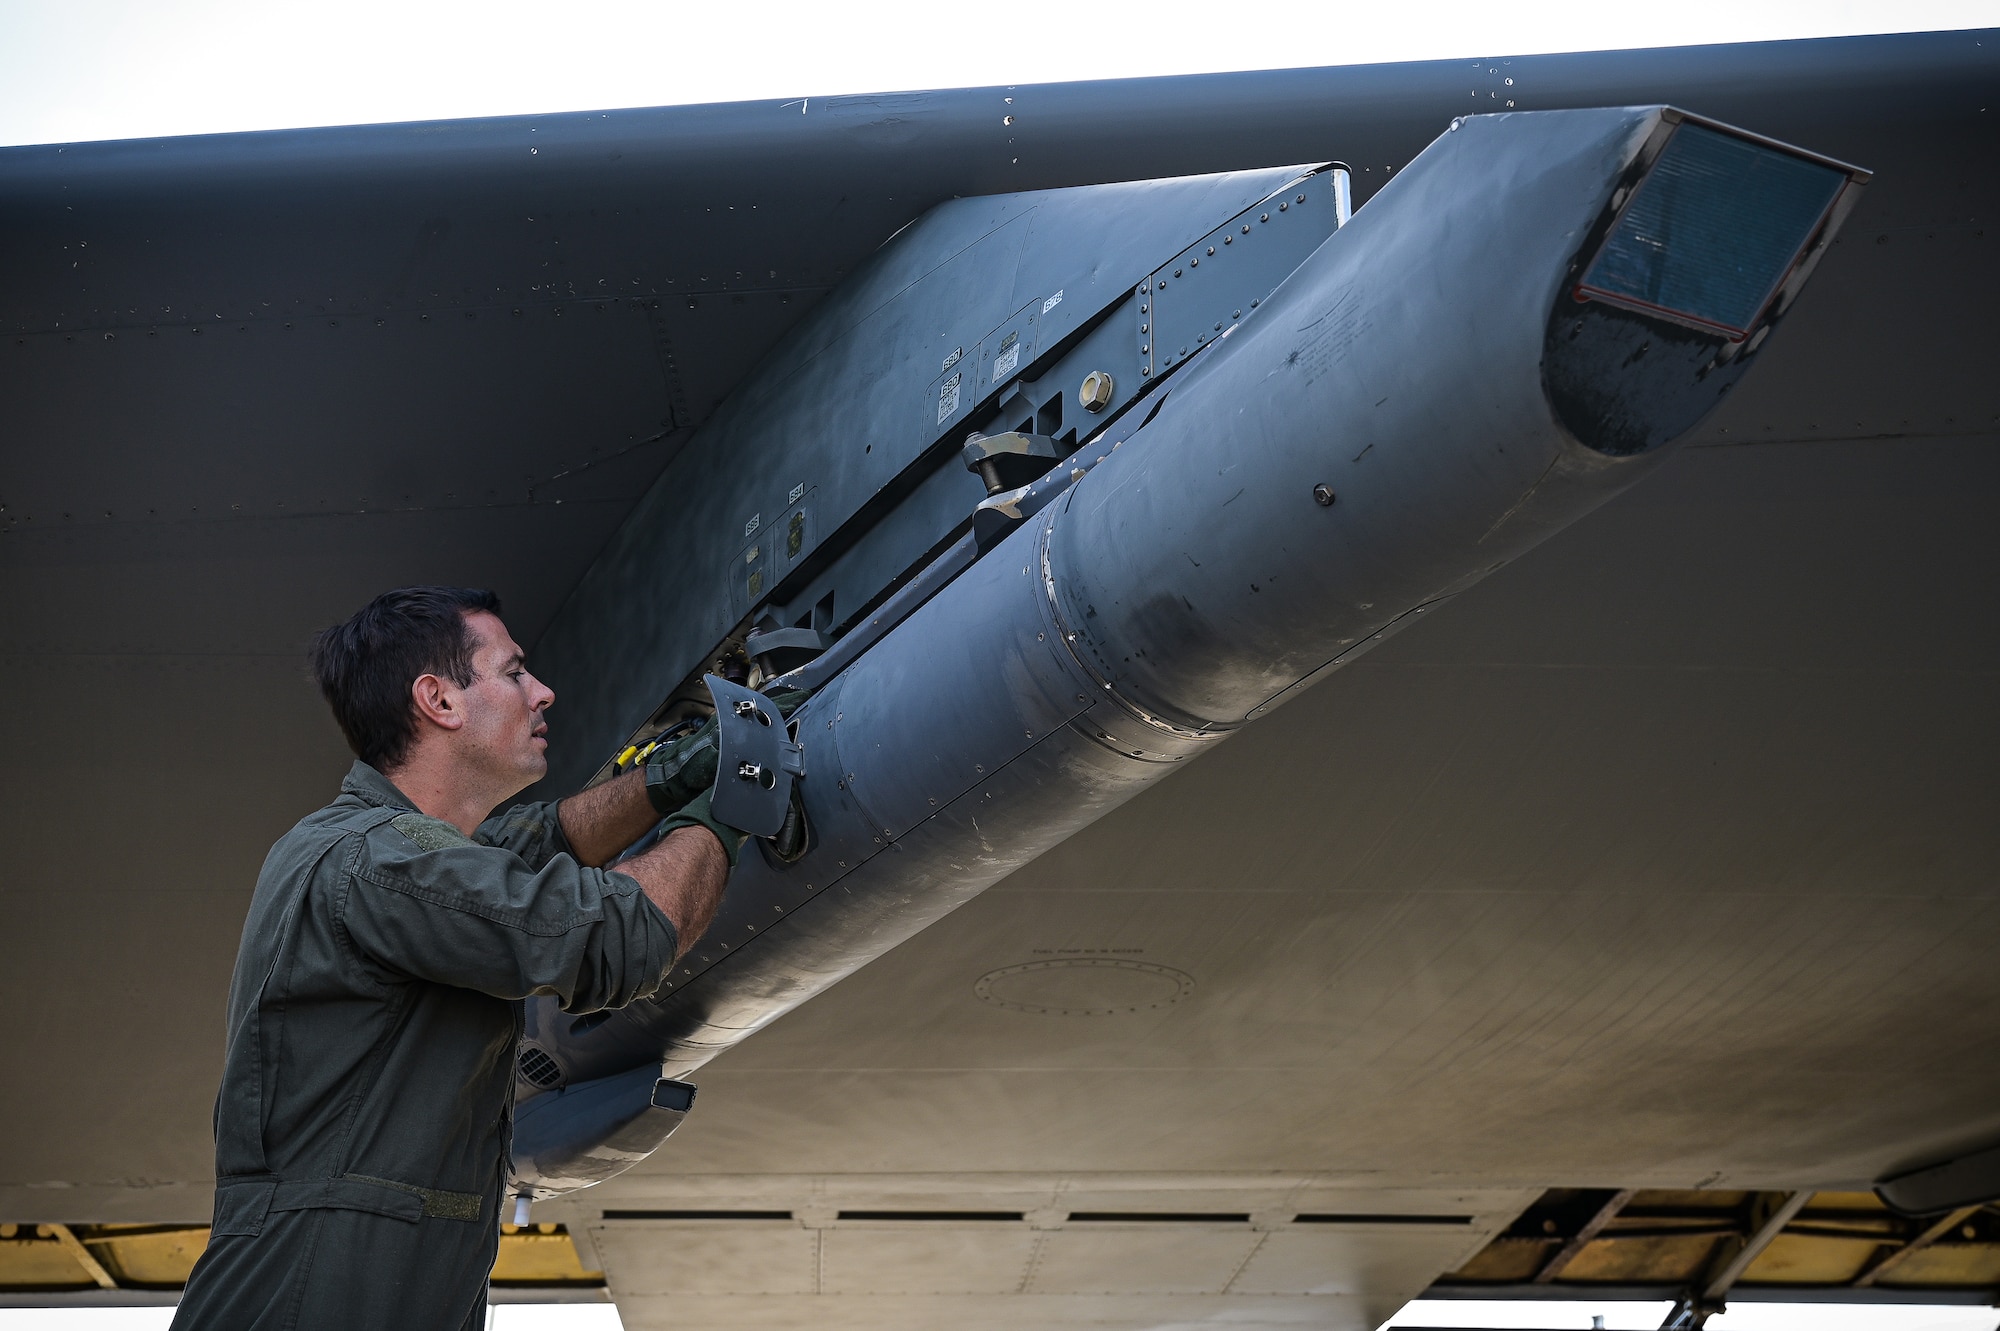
453 611 555 793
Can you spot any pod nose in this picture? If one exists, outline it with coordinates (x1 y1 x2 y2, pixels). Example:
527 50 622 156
1545 115 1866 457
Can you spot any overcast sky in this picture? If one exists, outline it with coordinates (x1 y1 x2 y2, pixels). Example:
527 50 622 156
0 0 1994 147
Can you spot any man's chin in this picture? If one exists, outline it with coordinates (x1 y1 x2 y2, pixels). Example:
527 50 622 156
500 751 549 800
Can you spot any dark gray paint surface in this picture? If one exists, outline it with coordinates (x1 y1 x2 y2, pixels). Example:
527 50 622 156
504 102 1869 1197
0 30 1994 1261
525 163 1331 790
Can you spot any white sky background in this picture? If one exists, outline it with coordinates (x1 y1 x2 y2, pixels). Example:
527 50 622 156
0 0 1996 147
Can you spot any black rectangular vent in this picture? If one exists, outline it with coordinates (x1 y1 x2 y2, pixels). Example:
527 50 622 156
1066 1212 1251 1223
1293 1213 1474 1225
836 1210 1025 1222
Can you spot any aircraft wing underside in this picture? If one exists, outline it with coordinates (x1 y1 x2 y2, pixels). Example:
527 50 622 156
1 28 1996 1331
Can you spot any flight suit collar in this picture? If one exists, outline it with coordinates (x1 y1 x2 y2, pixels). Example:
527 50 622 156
340 760 419 812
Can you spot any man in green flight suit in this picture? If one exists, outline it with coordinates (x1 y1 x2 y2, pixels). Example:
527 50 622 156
173 586 752 1331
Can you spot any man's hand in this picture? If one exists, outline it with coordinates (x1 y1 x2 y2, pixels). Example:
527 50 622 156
764 687 810 718
642 690 810 815
656 788 751 868
642 721 720 817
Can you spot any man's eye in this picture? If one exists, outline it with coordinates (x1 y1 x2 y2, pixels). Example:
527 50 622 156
509 670 525 680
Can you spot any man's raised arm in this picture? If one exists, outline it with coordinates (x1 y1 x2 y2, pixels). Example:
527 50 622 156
557 768 664 868
558 766 748 960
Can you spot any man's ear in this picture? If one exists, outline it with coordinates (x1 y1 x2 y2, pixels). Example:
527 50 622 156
410 673 466 733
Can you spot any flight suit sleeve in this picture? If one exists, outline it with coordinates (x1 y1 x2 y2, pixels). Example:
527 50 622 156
474 800 571 871
335 813 679 1012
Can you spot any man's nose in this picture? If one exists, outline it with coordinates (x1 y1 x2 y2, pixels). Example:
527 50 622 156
530 675 554 711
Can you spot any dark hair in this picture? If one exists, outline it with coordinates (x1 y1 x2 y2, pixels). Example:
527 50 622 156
311 586 503 770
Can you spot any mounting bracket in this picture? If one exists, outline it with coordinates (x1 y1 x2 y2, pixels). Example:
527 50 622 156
705 674 804 837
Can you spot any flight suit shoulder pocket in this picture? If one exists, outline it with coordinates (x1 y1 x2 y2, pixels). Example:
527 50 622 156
209 1177 278 1237
389 812 476 853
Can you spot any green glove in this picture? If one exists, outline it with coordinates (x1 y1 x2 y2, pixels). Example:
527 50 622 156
642 721 719 816
641 688 812 830
639 690 810 815
765 686 810 718
657 788 750 867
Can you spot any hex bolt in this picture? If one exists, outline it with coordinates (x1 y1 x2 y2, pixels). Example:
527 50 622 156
1313 484 1337 506
1078 370 1115 412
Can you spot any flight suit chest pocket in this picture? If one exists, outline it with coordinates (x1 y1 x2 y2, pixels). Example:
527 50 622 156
209 1177 279 1237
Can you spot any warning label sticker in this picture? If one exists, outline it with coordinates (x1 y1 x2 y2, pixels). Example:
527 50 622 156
938 372 962 424
992 330 1021 382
